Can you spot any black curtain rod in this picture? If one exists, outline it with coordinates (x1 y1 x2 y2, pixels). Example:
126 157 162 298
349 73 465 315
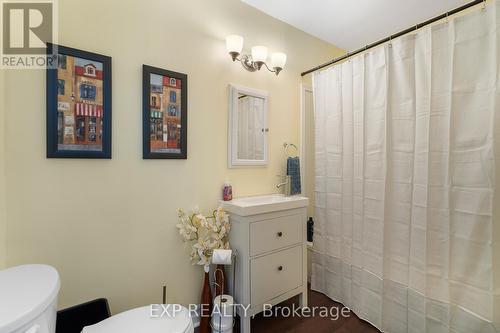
301 0 485 76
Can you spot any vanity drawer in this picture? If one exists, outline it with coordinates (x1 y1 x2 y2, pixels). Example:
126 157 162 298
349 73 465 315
250 245 303 306
250 214 302 256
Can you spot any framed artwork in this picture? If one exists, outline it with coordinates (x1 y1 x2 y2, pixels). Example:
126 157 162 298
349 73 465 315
143 65 187 159
46 43 112 158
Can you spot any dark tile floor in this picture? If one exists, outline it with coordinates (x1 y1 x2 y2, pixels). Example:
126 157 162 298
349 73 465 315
198 288 380 333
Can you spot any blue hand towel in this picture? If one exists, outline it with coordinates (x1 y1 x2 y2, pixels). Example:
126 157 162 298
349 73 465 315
286 156 301 195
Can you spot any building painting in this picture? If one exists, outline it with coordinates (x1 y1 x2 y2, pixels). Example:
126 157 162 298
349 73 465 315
149 74 182 153
57 54 75 145
57 56 104 151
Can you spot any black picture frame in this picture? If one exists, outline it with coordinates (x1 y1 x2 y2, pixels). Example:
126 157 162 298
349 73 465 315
46 43 112 158
142 65 187 159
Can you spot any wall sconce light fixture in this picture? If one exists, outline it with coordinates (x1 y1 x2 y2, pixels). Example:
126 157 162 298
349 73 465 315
226 35 286 76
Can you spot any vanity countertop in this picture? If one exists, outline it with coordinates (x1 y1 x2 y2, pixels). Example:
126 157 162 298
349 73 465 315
221 194 309 216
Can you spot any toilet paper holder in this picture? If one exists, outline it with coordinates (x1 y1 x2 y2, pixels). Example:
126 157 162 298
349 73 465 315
211 250 237 333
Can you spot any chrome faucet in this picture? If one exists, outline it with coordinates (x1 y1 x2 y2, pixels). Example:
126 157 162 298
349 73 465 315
276 175 292 196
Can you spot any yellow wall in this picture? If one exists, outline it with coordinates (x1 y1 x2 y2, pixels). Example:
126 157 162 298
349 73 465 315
302 86 315 218
0 68 6 269
2 0 341 313
495 93 500 328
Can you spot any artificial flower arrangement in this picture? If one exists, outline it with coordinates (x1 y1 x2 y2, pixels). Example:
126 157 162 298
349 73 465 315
176 206 231 272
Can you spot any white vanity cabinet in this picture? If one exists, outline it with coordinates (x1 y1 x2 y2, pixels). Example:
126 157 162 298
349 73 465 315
222 195 309 333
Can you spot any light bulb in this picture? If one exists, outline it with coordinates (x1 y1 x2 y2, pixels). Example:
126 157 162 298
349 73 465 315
251 46 268 69
271 52 287 72
226 35 243 61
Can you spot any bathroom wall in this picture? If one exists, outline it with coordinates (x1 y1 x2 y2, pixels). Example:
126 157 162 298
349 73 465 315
0 69 6 269
490 0 500 321
300 79 315 218
494 68 500 327
2 0 343 313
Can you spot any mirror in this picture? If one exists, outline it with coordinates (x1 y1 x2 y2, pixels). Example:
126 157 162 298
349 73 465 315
228 84 268 167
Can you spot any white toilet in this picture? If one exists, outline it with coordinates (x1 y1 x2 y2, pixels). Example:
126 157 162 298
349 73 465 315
0 265 194 333
0 264 60 333
81 306 194 333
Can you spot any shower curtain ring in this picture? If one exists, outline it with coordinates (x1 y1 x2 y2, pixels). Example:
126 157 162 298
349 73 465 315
482 0 486 10
388 36 392 48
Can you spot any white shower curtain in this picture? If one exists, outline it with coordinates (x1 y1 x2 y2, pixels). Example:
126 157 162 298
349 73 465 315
312 3 499 332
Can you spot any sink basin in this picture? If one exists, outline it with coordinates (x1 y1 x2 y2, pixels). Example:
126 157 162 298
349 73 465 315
221 194 309 216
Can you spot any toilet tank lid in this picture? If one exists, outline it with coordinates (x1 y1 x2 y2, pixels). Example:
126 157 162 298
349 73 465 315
0 264 60 333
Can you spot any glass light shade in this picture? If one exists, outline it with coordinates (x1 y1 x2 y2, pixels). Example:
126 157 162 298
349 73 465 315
226 35 243 54
271 52 287 69
251 46 268 63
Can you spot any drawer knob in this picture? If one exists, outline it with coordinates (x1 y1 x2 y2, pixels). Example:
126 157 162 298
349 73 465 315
278 265 284 271
277 232 283 237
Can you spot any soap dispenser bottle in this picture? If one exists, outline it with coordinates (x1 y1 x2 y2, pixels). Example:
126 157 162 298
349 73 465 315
307 217 314 242
222 180 233 201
